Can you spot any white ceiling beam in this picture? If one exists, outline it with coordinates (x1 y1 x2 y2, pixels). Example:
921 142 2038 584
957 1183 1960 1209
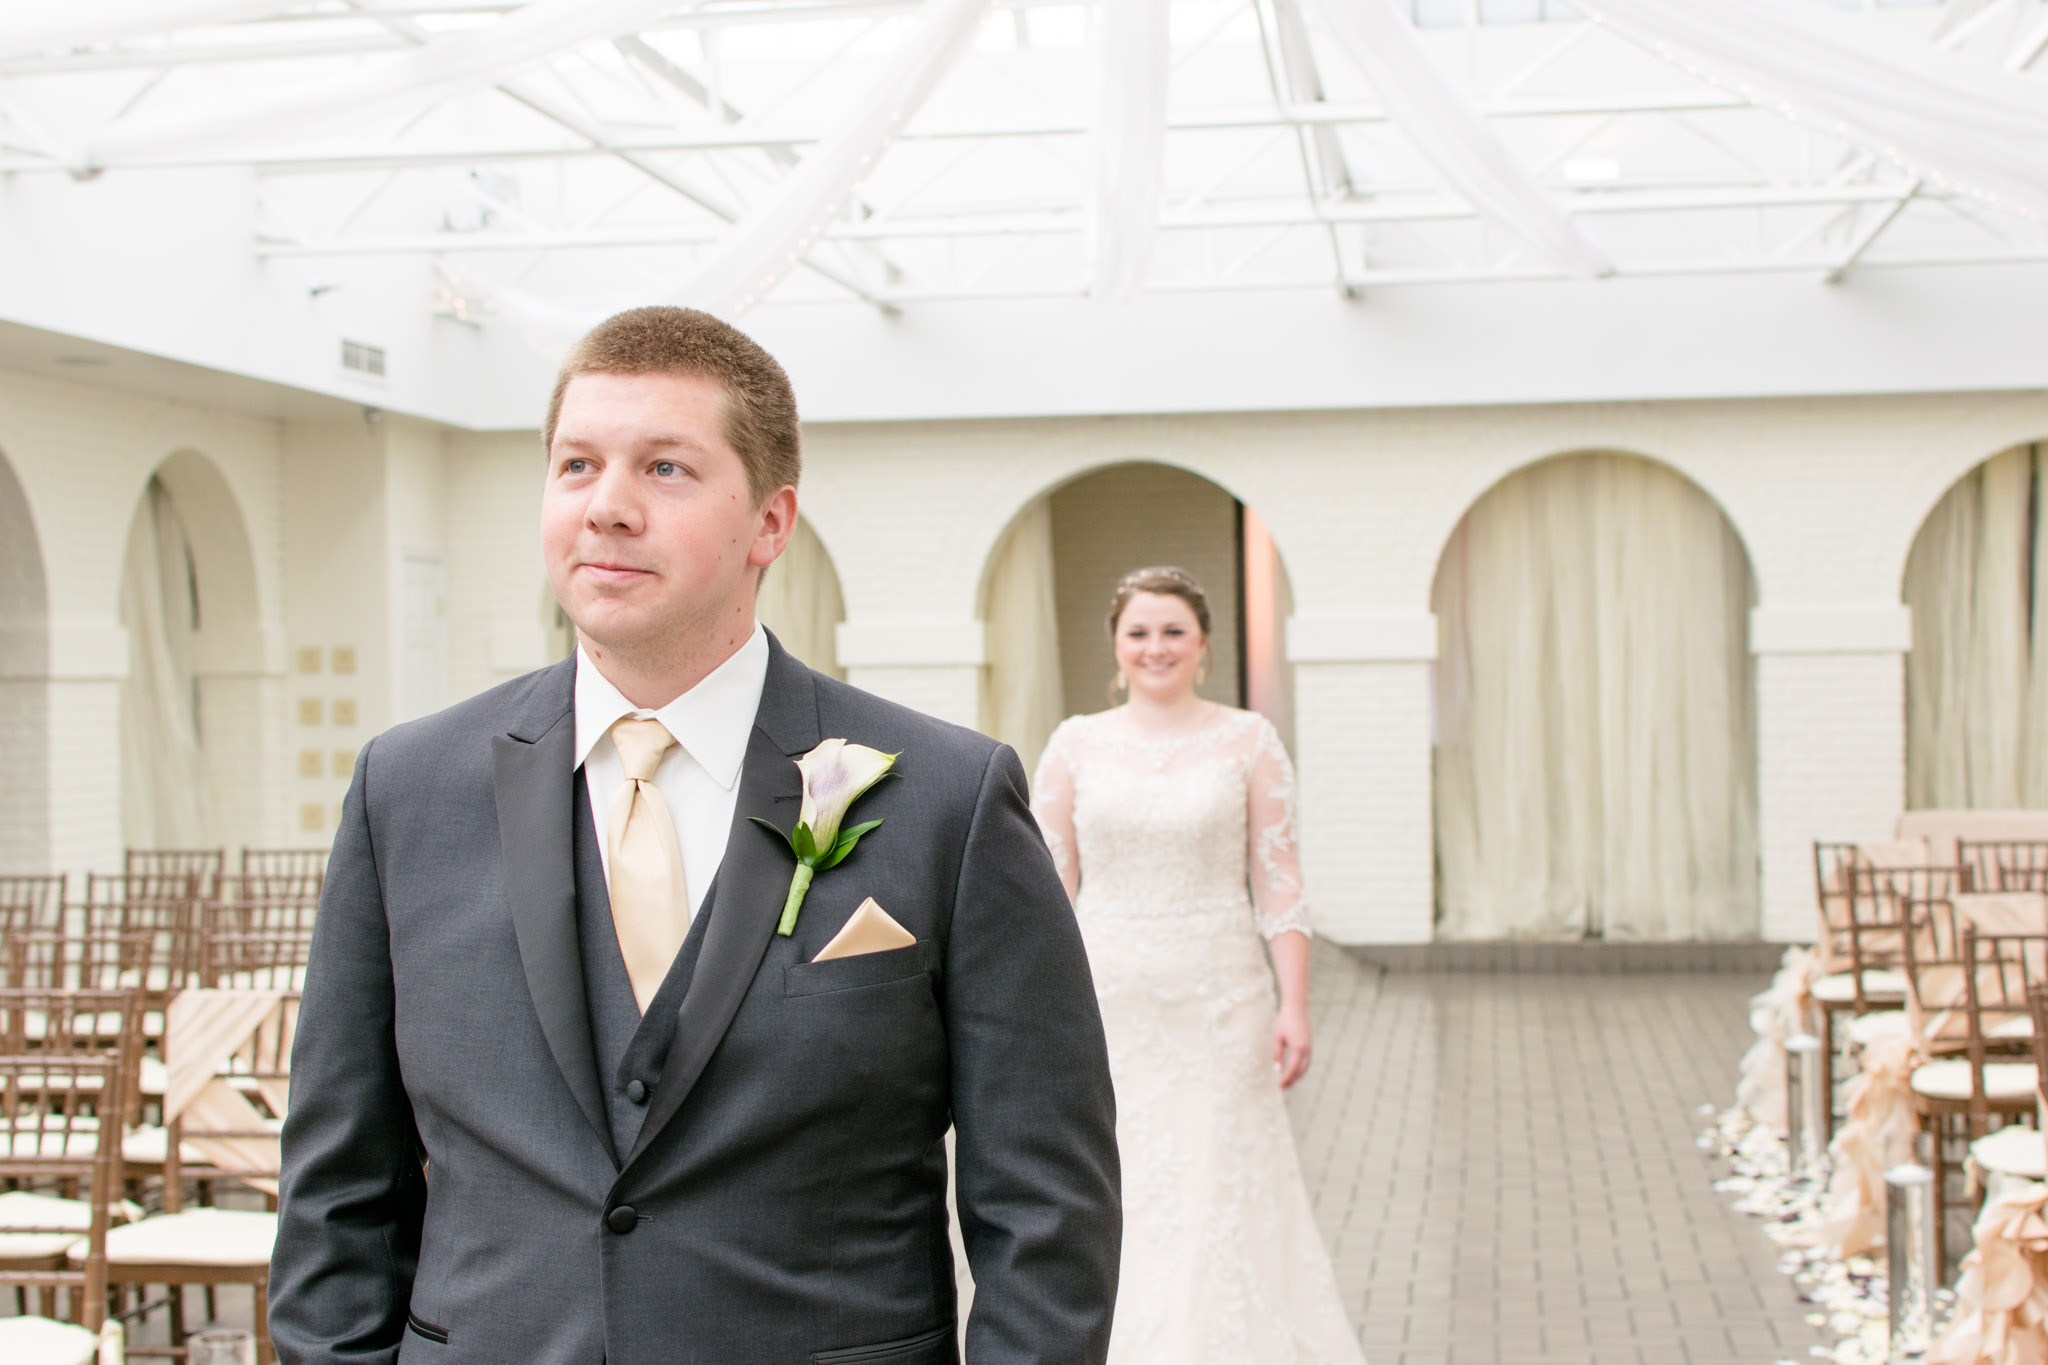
1823 182 1919 284
0 90 1753 174
256 178 1983 256
336 0 892 312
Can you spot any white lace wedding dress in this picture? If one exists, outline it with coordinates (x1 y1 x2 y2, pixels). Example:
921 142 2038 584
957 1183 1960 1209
1033 706 1367 1365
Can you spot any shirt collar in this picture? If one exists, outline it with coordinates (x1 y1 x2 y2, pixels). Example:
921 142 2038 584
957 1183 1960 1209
572 623 769 791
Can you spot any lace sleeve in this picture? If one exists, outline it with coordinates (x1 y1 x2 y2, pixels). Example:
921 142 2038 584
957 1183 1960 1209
1031 722 1080 902
1246 717 1311 941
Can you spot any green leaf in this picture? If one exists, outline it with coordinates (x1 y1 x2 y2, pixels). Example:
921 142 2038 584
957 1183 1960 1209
792 822 817 862
748 816 796 854
819 818 884 871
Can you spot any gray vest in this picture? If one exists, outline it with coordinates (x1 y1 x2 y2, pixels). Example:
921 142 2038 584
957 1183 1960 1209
572 780 715 1164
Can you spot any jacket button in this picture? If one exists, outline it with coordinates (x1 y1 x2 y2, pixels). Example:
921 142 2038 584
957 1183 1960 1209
606 1206 638 1235
625 1079 647 1104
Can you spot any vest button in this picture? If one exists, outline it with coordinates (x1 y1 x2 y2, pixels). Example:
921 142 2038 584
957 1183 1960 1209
606 1206 638 1235
625 1079 648 1104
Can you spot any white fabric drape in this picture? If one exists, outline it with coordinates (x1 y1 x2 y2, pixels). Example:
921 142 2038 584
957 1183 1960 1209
1303 0 1612 278
120 477 213 848
1434 454 1757 941
979 500 1063 777
1905 445 2048 810
71 0 695 170
1572 0 2048 222
0 3 282 63
755 518 845 680
673 0 995 319
1089 0 1171 302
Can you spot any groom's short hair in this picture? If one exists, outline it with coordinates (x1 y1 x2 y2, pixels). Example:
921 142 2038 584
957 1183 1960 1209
544 306 801 505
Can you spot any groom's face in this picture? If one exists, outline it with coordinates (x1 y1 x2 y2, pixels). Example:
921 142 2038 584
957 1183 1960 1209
542 370 774 655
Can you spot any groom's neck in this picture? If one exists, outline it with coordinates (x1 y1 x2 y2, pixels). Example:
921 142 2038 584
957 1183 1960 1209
580 618 755 710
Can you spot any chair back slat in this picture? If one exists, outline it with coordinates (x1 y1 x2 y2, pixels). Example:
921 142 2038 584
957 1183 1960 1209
238 847 328 891
123 847 223 900
201 901 315 990
1960 839 2048 893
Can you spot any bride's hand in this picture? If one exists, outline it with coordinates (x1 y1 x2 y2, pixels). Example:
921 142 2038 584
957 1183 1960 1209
1273 1006 1312 1089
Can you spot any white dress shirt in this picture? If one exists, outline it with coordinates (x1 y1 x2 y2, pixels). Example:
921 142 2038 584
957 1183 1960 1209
574 624 770 920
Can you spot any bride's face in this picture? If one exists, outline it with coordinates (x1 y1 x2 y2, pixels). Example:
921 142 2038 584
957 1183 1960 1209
1113 592 1206 702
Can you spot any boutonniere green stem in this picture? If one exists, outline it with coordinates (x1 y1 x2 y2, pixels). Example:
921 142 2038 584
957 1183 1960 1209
752 738 898 936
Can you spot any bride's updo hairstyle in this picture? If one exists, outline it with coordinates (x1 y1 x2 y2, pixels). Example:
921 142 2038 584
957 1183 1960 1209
1106 566 1212 639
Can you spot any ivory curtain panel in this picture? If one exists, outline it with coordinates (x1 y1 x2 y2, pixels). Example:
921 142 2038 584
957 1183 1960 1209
119 477 213 848
1905 444 2048 810
1433 453 1759 941
979 499 1064 777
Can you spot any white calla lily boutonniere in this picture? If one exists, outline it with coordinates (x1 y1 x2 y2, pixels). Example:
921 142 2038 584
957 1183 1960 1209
752 738 899 937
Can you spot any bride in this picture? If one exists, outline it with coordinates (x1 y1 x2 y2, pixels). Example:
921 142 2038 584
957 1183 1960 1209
1032 566 1367 1365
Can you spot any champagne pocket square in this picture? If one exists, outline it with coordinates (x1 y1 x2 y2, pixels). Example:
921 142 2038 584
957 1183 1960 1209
813 898 917 962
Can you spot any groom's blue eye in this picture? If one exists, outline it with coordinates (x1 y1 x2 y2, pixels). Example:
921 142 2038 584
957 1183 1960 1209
653 461 680 477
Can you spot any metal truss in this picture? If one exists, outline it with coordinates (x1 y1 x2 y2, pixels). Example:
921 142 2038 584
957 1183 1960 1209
2 0 2043 315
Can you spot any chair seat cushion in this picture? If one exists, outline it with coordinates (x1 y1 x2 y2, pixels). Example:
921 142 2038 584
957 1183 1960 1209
0 1316 100 1365
1813 970 1910 1005
120 1125 206 1166
0 1191 143 1260
82 1207 277 1268
1971 1126 2048 1180
1848 1010 1912 1046
1911 1059 2039 1102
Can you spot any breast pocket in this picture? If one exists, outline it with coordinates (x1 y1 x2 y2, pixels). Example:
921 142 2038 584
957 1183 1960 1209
784 942 933 998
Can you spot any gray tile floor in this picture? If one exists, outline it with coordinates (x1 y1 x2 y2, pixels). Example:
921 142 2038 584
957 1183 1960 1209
1291 944 1827 1365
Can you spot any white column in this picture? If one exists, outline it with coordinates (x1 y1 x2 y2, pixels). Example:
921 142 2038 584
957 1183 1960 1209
836 618 986 732
1752 605 1912 943
1286 613 1437 945
44 622 128 874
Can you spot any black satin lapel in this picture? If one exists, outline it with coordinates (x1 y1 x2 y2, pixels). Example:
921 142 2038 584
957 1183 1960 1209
492 717 609 1149
623 723 800 1170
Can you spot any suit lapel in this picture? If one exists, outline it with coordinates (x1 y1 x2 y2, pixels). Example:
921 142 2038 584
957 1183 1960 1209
624 637 820 1171
490 658 610 1150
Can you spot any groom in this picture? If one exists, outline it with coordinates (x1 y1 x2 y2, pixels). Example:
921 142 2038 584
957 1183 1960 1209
269 308 1121 1364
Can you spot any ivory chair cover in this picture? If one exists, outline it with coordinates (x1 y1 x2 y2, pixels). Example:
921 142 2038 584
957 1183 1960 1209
1737 946 1817 1131
1819 1031 1925 1257
1929 1179 2048 1365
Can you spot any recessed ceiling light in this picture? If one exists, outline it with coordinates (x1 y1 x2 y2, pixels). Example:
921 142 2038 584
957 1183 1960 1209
53 355 109 367
1563 158 1623 185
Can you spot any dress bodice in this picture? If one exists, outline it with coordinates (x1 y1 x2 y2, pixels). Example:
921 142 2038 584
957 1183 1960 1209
1032 707 1312 940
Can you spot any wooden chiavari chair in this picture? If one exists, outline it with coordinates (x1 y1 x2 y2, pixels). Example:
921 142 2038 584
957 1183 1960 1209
1901 908 2043 1272
0 874 66 942
122 850 222 903
1814 857 1962 1138
0 1054 125 1352
0 988 142 1343
76 877 202 1002
89 991 288 1362
1961 839 2048 894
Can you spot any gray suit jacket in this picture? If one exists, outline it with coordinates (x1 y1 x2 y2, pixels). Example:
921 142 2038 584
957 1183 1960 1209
269 636 1121 1364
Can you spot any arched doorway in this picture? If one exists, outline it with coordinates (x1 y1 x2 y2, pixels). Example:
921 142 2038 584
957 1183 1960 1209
1432 452 1758 941
979 462 1293 775
118 451 264 851
757 516 845 679
1903 441 2048 809
0 447 50 871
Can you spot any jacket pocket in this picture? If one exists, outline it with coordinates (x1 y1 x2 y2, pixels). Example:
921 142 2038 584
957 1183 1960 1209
784 942 932 998
405 1311 450 1345
811 1322 956 1364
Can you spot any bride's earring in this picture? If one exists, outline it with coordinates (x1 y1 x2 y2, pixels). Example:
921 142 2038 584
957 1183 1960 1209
1112 671 1129 700
1195 650 1210 686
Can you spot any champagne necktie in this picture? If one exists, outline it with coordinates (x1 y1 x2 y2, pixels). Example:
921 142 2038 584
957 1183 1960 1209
605 717 688 1013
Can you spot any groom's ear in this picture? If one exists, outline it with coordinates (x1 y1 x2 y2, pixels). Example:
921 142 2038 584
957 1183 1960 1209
748 485 799 573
